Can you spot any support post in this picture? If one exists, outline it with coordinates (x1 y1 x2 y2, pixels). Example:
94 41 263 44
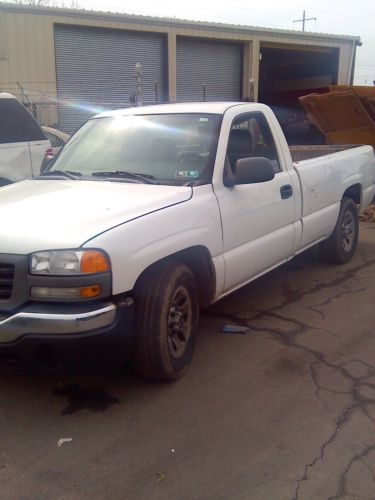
167 31 177 102
250 39 260 102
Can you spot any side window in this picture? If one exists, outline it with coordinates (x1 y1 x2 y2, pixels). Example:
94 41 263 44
0 99 46 144
227 112 281 173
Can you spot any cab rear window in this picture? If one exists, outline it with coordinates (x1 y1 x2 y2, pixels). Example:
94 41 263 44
0 99 46 144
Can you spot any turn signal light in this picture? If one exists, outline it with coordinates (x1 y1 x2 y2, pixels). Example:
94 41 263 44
80 251 110 274
79 285 101 298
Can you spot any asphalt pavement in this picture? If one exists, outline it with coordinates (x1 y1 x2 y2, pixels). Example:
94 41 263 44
1 223 375 500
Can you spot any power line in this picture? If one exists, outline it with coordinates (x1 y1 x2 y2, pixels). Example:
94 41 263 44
302 0 375 18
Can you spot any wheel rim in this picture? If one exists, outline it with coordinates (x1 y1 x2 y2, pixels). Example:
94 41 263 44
341 210 355 252
167 285 192 360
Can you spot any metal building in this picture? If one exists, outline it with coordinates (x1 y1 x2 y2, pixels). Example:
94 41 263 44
0 3 361 134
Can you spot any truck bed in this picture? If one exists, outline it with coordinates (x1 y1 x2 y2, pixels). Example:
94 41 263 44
290 144 361 162
292 143 375 221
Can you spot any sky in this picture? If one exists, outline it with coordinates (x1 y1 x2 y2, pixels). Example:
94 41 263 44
70 0 375 85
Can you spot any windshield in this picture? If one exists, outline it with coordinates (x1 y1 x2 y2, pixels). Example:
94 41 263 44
49 113 222 185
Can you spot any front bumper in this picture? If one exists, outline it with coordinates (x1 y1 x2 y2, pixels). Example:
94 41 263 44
0 299 134 368
0 303 117 343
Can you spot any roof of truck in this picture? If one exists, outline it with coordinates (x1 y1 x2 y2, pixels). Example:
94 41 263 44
96 102 250 118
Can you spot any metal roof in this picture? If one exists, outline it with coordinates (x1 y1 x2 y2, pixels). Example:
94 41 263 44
0 2 362 46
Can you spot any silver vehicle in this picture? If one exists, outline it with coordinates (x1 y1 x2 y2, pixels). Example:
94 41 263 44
0 93 50 187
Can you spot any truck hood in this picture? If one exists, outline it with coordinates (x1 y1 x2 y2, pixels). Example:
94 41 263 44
0 180 192 254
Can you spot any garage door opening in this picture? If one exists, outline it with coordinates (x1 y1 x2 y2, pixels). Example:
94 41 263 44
258 44 339 144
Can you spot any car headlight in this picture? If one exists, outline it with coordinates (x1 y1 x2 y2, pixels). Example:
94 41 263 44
30 250 110 275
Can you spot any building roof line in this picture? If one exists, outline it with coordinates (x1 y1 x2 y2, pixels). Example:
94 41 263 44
0 2 362 45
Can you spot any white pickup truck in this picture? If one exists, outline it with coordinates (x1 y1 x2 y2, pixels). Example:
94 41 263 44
0 102 374 380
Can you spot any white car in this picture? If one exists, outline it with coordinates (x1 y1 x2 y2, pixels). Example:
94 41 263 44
0 93 50 186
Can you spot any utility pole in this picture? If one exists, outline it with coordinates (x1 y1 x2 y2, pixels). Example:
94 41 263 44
293 10 316 31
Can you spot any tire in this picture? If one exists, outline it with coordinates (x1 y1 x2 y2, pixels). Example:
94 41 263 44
319 197 359 264
133 261 199 382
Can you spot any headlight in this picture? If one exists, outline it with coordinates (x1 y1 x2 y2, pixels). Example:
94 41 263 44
30 250 110 275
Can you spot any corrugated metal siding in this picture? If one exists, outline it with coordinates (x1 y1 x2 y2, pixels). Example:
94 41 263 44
176 38 243 102
54 24 167 133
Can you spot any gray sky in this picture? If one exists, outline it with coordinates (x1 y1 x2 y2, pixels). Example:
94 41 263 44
73 0 375 85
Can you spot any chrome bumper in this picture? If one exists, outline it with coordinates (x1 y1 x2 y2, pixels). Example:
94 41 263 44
0 303 117 344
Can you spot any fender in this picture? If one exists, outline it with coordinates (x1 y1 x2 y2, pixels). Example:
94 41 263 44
84 185 223 295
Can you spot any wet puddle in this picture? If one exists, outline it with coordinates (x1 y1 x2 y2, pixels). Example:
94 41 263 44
53 384 120 415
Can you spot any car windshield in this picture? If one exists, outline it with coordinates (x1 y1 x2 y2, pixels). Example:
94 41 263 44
49 113 222 185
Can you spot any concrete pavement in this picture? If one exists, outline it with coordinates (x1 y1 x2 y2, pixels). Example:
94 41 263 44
1 223 375 499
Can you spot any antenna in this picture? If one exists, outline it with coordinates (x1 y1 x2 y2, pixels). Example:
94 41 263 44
293 10 317 31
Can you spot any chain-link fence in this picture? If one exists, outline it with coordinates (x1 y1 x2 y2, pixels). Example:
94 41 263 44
11 62 162 136
23 96 136 136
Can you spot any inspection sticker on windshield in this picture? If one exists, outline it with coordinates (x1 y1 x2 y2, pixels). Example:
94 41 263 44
175 170 199 179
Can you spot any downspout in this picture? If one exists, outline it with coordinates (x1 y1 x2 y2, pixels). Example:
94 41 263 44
348 39 360 85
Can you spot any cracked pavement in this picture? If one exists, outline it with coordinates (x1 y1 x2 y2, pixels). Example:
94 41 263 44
1 223 375 499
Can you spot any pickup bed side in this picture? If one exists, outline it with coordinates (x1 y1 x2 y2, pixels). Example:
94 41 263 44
294 145 375 253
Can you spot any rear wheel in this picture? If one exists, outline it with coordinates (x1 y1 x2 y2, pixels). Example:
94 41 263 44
319 197 359 264
133 261 198 382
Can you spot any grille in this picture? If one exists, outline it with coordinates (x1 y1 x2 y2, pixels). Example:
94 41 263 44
0 263 15 300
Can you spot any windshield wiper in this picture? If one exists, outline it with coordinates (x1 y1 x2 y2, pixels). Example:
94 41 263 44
38 170 82 180
92 171 156 184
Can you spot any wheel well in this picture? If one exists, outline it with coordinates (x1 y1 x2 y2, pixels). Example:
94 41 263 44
343 184 361 205
135 246 216 307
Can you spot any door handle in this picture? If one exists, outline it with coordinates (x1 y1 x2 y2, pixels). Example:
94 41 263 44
280 184 293 199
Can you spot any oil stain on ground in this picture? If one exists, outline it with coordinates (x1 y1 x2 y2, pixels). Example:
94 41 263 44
53 384 120 415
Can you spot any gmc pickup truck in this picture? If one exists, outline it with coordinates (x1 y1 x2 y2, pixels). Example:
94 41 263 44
0 102 374 380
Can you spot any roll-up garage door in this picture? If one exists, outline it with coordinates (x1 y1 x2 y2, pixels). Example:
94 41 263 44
54 24 167 134
177 38 242 102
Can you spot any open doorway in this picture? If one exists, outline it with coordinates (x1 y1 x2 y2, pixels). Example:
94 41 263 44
259 44 339 144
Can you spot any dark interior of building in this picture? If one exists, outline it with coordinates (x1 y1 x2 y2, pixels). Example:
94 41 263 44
258 45 340 144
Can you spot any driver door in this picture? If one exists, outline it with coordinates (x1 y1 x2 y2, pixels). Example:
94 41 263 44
214 111 296 292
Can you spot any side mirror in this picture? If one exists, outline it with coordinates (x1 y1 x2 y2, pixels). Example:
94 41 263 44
235 157 275 185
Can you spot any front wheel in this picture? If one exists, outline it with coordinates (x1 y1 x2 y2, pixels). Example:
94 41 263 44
319 197 359 264
133 261 198 382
